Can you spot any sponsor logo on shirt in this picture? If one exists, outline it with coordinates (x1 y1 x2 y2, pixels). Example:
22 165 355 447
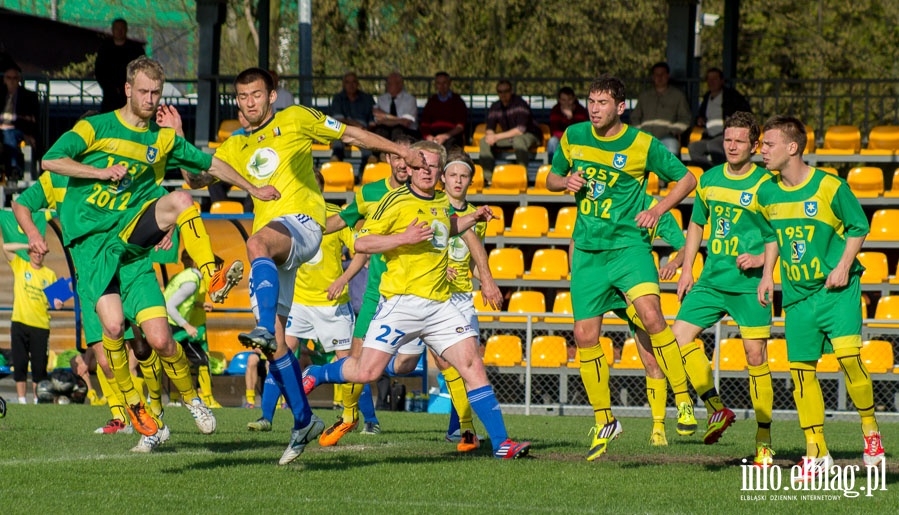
804 201 818 217
324 116 343 133
739 192 753 207
791 240 806 263
587 179 606 200
24 271 32 281
612 153 627 169
246 147 280 180
431 220 449 250
716 218 731 238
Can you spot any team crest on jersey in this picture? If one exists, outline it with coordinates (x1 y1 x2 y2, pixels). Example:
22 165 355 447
612 153 627 169
113 174 133 193
715 218 731 238
42 279 48 286
256 134 266 143
246 147 280 179
146 146 158 163
430 208 438 216
739 192 753 207
804 201 818 217
24 271 32 281
273 127 281 137
791 240 806 263
430 220 449 249
588 179 606 200
324 116 343 132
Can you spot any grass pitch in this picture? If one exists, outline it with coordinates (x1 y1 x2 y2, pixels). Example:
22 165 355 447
0 404 895 514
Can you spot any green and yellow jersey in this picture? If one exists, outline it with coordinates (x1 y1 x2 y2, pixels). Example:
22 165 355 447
215 105 345 233
447 201 486 294
757 168 868 307
646 194 685 250
294 203 355 306
550 122 688 251
691 163 774 292
15 172 68 214
360 185 452 302
43 111 212 245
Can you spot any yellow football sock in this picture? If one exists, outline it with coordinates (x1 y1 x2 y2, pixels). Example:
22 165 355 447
579 343 614 425
131 374 146 403
102 334 141 406
97 367 126 420
333 384 343 407
246 389 256 406
139 352 164 416
158 345 199 401
790 361 827 458
679 341 722 412
341 383 363 424
443 366 474 432
646 376 667 428
835 347 878 435
625 304 646 331
177 206 216 288
748 362 774 444
649 328 691 407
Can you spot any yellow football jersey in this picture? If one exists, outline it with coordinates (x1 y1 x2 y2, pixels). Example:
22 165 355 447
9 255 57 329
361 185 453 302
215 105 345 233
293 203 354 306
447 202 486 294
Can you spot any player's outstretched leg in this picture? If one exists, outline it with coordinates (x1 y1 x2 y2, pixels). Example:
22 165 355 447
835 346 885 466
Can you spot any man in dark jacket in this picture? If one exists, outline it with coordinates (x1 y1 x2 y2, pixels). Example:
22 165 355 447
688 68 751 169
95 18 145 113
1 65 39 180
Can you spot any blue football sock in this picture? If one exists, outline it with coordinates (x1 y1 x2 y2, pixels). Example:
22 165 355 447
358 383 378 424
447 404 460 436
261 372 280 423
270 352 311 429
385 356 398 376
468 385 508 452
250 257 279 334
308 357 348 386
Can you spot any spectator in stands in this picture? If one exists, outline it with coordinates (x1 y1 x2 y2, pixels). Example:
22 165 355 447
629 62 692 155
547 86 588 160
1 65 39 181
689 67 751 169
269 70 295 113
371 71 419 142
479 80 542 178
329 72 376 176
420 71 468 150
2 239 62 404
94 18 145 113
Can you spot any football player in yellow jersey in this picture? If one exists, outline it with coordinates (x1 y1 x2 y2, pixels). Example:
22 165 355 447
214 67 425 465
304 141 531 459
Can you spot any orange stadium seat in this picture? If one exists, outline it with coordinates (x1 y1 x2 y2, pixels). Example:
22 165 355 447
645 172 660 195
663 251 703 283
472 290 500 322
867 209 899 241
860 340 894 374
488 248 524 279
209 201 244 214
484 205 506 236
716 338 748 371
538 124 551 153
817 354 840 373
499 290 546 323
659 292 681 321
767 338 789 372
483 334 523 367
617 338 644 369
525 248 569 280
483 164 528 194
804 126 817 154
207 119 242 149
530 336 568 368
550 206 577 238
528 164 562 195
361 162 391 185
870 295 899 329
547 291 574 324
504 206 549 237
819 125 861 154
885 168 899 197
846 166 884 197
320 161 355 192
862 125 899 154
667 208 684 230
816 166 839 176
857 251 888 284
470 164 486 193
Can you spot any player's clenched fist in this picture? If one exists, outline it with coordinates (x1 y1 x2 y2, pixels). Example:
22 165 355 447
566 170 586 193
401 217 434 244
100 164 128 181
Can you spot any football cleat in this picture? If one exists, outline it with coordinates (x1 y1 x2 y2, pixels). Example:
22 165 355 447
209 260 243 304
126 402 159 437
279 414 325 465
445 428 462 443
587 419 622 461
186 397 217 434
676 402 698 436
494 439 531 459
242 401 256 409
753 443 775 467
792 454 833 486
360 421 381 435
94 418 134 435
319 418 358 447
131 424 171 453
238 326 278 355
863 431 885 467
703 408 735 444
457 430 480 453
649 427 668 447
247 417 273 432
301 367 319 395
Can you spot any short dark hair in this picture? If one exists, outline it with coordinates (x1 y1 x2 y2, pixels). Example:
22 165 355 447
435 71 450 80
235 67 274 93
497 79 512 90
651 62 670 74
112 18 127 28
763 115 807 152
725 111 760 144
589 75 626 104
558 86 575 98
706 67 724 80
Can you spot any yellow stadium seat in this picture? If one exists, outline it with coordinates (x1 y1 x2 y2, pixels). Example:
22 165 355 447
846 166 884 197
530 336 568 367
547 291 574 324
772 257 782 284
617 338 644 369
528 164 563 195
663 251 703 283
668 208 684 230
504 206 549 237
361 162 391 185
472 290 500 322
526 248 569 280
804 126 816 154
816 166 839 176
819 125 861 154
567 337 615 367
499 290 546 323
867 209 899 241
550 206 577 238
817 354 840 373
857 251 888 284
860 340 894 374
470 164 485 193
483 164 528 194
470 123 487 148
767 338 789 372
208 119 242 149
659 292 681 321
483 335 523 367
488 248 524 279
862 125 899 154
870 295 899 329
320 161 355 192
484 205 506 236
716 338 747 371
645 172 659 195
884 168 899 197
209 201 244 214
680 126 704 155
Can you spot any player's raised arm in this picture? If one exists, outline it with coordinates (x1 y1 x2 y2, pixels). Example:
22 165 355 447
206 157 280 201
340 125 425 169
355 217 433 254
451 205 495 236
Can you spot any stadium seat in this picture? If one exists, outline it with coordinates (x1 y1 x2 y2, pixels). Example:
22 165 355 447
846 166 884 197
680 126 704 155
867 209 899 241
484 205 506 236
659 292 681 321
617 338 644 369
767 338 789 372
525 248 569 280
645 172 659 195
504 206 549 237
483 334 523 367
772 258 782 284
472 290 500 322
716 338 747 371
209 201 244 214
857 251 888 283
361 162 391 185
320 161 355 192
530 336 568 368
667 208 683 230
224 351 254 375
869 295 899 329
546 290 573 324
663 251 703 283
471 164 486 193
816 166 839 176
884 168 899 197
860 340 894 374
568 337 616 367
208 119 242 149
816 354 840 373
528 165 562 195
550 206 577 238
862 125 899 154
804 126 816 154
488 248 524 279
819 125 861 154
483 164 528 194
499 290 546 323
470 123 487 148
